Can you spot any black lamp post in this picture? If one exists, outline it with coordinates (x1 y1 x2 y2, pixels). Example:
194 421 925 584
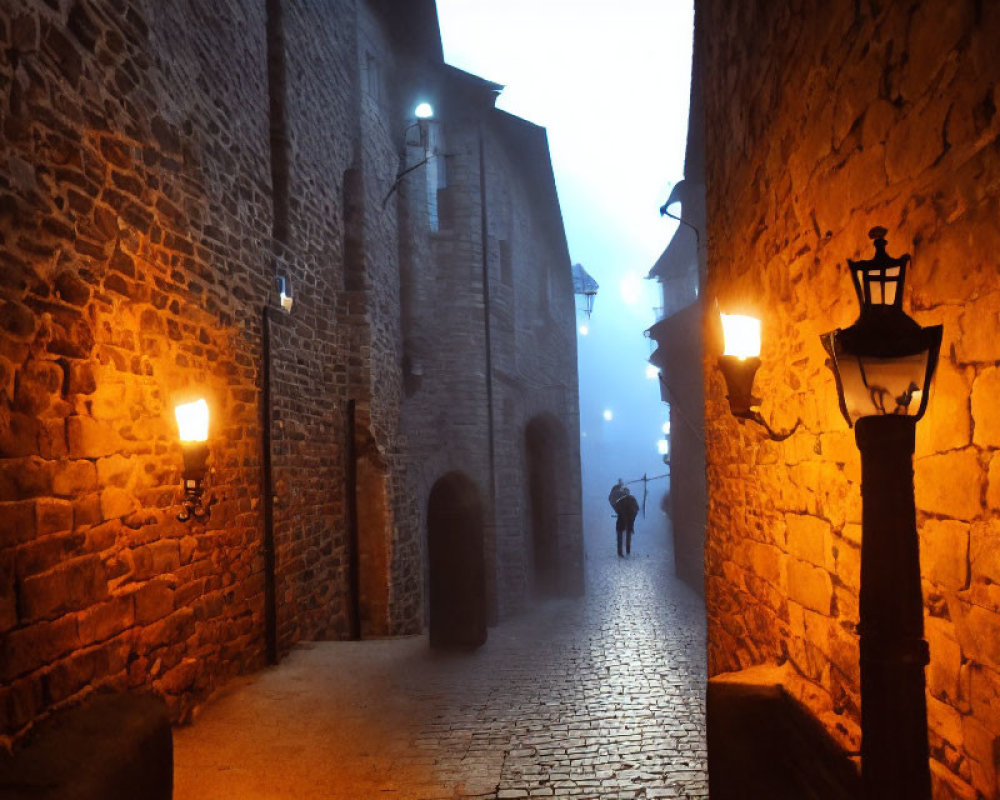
821 226 942 800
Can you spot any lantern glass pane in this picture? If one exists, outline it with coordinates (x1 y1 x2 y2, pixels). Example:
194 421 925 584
175 399 209 442
866 266 900 306
720 314 761 359
836 349 929 421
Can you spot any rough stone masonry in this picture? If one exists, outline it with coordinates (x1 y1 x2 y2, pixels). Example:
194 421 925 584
0 0 582 749
697 1 1000 798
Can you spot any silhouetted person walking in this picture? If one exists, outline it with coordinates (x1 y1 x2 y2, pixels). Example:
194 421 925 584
609 481 639 557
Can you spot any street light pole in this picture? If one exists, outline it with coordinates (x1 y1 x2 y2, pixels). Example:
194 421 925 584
855 415 930 799
821 227 942 800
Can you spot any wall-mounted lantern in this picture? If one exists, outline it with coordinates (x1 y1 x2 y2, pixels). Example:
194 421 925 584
175 398 211 522
820 226 942 800
717 313 799 441
277 274 293 313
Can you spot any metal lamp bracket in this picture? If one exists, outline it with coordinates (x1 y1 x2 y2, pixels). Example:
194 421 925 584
718 355 801 442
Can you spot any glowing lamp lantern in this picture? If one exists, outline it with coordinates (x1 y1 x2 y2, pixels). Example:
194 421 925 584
821 227 942 425
414 102 434 119
717 313 763 419
175 398 211 522
716 313 799 440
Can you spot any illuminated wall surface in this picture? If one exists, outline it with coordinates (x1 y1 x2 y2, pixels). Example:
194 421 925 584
698 1 1000 796
0 0 581 746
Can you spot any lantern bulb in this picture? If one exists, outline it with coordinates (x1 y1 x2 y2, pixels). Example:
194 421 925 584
175 399 209 442
415 102 434 119
721 314 761 360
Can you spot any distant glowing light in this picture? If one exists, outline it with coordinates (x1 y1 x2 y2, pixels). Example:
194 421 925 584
603 409 613 421
579 324 589 335
645 364 658 379
414 102 434 119
662 421 671 435
620 272 642 306
657 439 669 455
720 314 761 360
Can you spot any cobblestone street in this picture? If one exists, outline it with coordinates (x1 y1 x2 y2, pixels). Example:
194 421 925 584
174 522 707 799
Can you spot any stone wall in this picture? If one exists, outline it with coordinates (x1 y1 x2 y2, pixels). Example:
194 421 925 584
0 0 276 745
0 0 425 746
697 1 1000 797
0 0 582 748
397 73 583 623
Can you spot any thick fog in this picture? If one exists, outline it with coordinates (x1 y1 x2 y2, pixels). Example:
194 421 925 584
436 0 694 552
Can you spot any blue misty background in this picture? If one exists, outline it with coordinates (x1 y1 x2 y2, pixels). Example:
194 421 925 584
435 0 694 553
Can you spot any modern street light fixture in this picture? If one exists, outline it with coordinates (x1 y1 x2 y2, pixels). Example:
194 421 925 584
821 226 942 800
717 313 799 441
175 398 211 522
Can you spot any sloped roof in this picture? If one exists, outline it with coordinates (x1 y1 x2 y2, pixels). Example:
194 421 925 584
572 263 599 296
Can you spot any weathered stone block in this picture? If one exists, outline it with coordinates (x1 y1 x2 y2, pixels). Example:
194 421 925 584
961 716 998 796
914 448 983 520
96 454 134 488
13 359 64 416
988 454 1000 511
0 549 16 634
78 595 135 646
916 360 972 456
100 487 137 521
52 459 98 496
957 294 1000 365
0 500 36 547
137 607 195 652
748 541 783 586
971 365 1000 447
928 693 965 751
153 657 199 694
832 538 860 592
67 415 122 458
67 361 97 396
954 601 1000 673
929 758 977 800
134 581 174 625
0 615 80 682
36 497 74 536
927 615 964 706
921 519 970 590
786 514 832 569
0 457 52 500
787 558 833 615
19 554 108 622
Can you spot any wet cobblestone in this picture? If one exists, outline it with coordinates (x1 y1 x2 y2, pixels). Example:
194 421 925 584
174 527 708 798
403 530 708 799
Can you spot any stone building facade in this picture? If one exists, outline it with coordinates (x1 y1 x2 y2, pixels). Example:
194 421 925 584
0 0 582 748
697 1 1000 797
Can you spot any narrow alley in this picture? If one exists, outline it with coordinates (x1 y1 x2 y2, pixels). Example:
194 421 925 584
173 523 707 800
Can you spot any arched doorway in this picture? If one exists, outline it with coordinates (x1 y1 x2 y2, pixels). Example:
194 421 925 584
427 471 487 648
525 415 563 596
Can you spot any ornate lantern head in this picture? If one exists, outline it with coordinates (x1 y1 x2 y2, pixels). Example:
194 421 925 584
821 227 943 426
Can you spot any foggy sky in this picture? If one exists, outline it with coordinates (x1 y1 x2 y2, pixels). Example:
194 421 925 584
435 0 695 546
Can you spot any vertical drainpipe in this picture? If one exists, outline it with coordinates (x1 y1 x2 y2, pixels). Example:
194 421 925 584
478 123 499 626
263 0 288 665
346 398 361 640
